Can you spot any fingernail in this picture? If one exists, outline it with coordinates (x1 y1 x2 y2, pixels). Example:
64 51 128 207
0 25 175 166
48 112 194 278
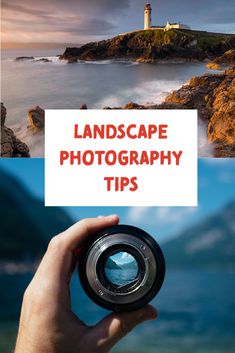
97 215 105 218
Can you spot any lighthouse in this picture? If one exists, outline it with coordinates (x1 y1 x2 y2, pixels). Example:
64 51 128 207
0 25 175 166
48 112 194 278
144 1 152 30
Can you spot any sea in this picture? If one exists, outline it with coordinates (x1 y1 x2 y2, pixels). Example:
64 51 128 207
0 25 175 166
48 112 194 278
1 269 235 353
1 48 215 157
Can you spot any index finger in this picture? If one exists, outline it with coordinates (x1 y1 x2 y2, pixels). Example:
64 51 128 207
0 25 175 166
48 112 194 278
36 215 119 282
60 215 119 251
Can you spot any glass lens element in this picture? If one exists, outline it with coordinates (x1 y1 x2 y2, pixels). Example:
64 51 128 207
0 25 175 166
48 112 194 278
104 251 138 286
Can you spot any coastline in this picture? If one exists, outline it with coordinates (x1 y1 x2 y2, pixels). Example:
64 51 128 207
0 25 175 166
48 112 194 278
1 50 234 158
59 29 235 63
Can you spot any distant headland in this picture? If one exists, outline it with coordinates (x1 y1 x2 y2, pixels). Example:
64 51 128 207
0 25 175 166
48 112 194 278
60 29 235 64
59 0 234 63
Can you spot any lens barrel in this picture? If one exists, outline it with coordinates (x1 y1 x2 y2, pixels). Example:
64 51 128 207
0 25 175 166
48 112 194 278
78 225 165 312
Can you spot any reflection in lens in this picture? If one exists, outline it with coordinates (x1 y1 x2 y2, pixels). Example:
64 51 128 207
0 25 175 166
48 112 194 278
104 251 138 286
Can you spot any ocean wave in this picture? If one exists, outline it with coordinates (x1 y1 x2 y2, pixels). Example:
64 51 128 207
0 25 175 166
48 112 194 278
34 58 140 66
96 79 183 108
33 56 63 64
12 123 44 157
78 59 139 66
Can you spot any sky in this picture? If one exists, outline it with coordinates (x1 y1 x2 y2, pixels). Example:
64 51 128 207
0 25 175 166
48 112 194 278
1 0 235 44
0 158 235 244
109 252 136 265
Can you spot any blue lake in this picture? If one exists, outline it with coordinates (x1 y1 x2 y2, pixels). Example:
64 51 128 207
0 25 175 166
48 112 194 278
105 268 138 286
1 269 235 353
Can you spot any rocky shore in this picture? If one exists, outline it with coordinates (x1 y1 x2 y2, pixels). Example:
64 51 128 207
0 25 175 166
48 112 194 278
207 49 235 70
83 67 234 158
1 104 45 158
2 64 234 158
60 29 235 63
160 66 235 157
1 103 30 158
4 49 235 158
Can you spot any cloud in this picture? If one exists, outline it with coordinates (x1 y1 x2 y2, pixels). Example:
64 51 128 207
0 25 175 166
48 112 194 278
2 0 130 16
157 207 197 224
218 172 235 184
121 252 134 263
2 0 234 43
153 0 235 26
2 0 116 41
2 2 49 16
4 15 115 35
1 1 128 41
198 5 235 25
128 207 151 223
127 206 198 227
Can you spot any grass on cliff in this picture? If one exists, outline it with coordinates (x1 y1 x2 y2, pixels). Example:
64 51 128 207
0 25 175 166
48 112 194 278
179 29 235 50
118 29 184 47
119 28 235 50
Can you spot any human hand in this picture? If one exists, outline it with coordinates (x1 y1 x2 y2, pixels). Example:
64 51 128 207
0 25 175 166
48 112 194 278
15 216 157 353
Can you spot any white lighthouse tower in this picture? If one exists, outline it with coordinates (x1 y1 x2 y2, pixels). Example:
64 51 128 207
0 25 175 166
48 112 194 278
144 1 152 30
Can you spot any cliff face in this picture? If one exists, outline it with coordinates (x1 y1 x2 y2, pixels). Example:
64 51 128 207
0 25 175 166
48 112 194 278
60 29 235 63
163 201 235 270
162 67 235 157
1 103 30 158
102 67 235 158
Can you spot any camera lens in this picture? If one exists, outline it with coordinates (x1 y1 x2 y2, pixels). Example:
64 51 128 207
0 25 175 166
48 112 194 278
78 225 165 312
104 251 138 287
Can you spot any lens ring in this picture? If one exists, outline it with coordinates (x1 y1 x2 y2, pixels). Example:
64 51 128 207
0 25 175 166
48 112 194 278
96 243 148 295
85 233 155 305
78 225 165 312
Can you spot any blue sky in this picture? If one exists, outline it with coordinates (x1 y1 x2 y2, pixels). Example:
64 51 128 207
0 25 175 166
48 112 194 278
109 252 137 265
2 0 235 44
0 158 235 243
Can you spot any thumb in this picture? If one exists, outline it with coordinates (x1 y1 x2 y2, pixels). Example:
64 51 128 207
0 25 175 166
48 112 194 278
90 305 157 352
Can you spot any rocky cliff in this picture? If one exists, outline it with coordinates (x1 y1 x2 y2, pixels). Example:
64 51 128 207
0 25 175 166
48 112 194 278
102 67 235 157
162 67 235 157
1 103 30 158
60 29 235 63
207 49 235 70
28 106 45 132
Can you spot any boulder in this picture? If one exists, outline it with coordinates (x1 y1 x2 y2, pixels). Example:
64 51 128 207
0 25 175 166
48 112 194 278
206 62 221 70
15 56 34 61
1 103 30 158
123 102 145 110
206 49 235 70
214 49 235 65
35 58 52 63
28 106 45 131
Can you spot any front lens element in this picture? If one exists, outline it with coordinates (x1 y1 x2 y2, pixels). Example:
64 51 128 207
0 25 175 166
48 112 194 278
104 251 138 287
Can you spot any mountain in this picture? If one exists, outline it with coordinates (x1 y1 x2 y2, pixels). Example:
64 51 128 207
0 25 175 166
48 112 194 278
0 168 73 261
163 201 235 269
105 258 121 270
60 29 235 63
120 260 138 270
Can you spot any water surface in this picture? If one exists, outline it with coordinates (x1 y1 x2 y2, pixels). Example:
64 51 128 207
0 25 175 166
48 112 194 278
1 270 234 353
2 49 212 156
